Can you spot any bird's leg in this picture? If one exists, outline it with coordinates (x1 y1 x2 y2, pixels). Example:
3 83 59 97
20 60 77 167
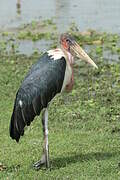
42 108 49 168
33 108 49 170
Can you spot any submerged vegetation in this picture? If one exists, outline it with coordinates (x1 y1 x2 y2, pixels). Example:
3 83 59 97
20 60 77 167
0 20 120 179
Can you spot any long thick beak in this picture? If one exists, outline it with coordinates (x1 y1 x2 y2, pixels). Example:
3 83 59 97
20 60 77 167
71 42 98 69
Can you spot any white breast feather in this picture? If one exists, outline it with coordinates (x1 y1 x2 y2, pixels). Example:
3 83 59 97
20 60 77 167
47 48 65 60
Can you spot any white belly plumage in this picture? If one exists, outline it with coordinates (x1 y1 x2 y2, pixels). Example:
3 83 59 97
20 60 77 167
61 61 72 92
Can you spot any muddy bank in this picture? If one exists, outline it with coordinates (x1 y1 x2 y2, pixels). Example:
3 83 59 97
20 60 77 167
0 20 120 62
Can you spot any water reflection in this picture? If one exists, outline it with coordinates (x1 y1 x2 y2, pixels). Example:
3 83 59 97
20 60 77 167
0 0 119 33
16 0 21 15
55 0 70 33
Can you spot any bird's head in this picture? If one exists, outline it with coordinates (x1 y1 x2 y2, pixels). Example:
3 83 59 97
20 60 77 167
60 33 98 68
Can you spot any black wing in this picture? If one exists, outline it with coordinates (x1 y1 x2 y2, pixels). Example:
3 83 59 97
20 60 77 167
10 52 66 142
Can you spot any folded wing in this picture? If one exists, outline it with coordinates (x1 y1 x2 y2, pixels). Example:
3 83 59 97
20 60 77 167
10 53 66 142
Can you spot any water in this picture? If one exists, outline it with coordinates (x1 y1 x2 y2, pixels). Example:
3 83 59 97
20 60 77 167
0 0 120 56
0 0 120 33
18 39 52 55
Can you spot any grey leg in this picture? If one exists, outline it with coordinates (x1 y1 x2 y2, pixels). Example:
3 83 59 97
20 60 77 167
43 108 49 168
33 108 49 170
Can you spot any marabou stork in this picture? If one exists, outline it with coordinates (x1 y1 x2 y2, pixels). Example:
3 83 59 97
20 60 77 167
10 33 97 169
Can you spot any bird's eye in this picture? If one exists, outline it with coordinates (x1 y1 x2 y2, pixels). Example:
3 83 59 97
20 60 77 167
66 39 71 45
66 39 70 43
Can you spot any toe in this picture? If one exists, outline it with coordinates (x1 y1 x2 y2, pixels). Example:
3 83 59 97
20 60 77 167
33 159 45 170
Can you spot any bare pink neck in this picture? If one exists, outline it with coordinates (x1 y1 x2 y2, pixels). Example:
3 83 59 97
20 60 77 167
66 52 74 65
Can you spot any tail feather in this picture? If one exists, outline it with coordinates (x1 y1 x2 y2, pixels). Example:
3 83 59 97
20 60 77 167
9 100 38 142
9 109 21 142
9 102 26 142
16 107 25 136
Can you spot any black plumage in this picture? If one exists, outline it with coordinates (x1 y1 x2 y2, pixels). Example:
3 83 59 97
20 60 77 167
10 52 66 142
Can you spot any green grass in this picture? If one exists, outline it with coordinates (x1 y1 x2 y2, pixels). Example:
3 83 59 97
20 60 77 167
0 23 120 179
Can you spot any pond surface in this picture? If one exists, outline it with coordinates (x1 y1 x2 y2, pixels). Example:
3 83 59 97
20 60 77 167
0 0 120 33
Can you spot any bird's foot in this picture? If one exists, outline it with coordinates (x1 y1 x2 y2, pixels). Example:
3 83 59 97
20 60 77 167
33 154 49 170
33 160 44 170
33 154 46 170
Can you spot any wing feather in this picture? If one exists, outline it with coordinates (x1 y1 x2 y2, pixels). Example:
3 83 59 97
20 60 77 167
10 53 66 142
